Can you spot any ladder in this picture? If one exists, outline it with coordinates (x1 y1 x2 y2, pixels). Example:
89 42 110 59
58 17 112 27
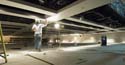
0 22 7 63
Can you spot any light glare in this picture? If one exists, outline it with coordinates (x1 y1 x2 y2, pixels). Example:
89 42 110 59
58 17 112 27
54 23 60 29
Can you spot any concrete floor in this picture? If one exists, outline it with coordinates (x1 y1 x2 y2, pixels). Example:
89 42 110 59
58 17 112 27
0 44 125 65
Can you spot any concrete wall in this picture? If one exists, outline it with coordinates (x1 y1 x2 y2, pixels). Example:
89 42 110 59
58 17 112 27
94 32 125 43
1 32 125 44
59 34 96 44
0 36 34 44
52 32 125 44
0 36 11 43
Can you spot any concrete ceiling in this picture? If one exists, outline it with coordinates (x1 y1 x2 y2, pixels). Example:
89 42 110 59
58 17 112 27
0 0 124 36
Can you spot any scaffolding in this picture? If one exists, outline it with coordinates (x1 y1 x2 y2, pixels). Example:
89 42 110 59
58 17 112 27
0 22 7 63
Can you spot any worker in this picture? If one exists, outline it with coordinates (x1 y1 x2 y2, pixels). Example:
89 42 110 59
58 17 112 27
32 19 48 51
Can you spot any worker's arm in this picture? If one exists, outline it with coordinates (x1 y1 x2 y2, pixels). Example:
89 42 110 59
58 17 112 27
42 19 48 27
45 19 48 26
32 27 36 32
32 24 36 32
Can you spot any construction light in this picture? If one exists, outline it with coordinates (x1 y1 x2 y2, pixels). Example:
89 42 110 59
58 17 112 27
54 23 60 29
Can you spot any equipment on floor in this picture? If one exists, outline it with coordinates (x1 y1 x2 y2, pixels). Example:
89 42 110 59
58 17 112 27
0 22 7 63
101 35 107 46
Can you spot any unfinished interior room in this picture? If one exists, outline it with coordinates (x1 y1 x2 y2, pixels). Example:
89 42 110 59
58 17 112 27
0 0 125 65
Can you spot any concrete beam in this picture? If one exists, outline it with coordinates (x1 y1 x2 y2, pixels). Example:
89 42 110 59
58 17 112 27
0 10 45 20
47 0 110 22
59 22 108 31
0 0 56 16
46 27 85 33
66 18 119 31
1 21 29 26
